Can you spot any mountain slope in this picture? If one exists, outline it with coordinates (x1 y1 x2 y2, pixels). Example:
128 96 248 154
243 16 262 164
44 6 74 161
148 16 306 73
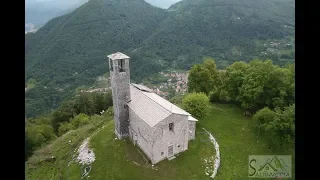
25 0 89 31
26 0 166 85
25 0 167 117
25 0 294 118
139 0 295 67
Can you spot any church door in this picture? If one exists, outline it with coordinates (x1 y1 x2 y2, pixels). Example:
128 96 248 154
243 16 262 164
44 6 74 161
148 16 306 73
168 145 174 157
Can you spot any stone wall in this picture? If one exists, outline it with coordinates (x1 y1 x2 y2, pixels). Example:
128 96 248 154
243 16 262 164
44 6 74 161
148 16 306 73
188 121 196 140
128 107 154 160
128 108 190 164
151 114 189 164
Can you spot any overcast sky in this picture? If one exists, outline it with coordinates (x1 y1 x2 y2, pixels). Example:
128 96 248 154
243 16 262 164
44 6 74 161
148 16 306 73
26 0 183 10
145 0 182 9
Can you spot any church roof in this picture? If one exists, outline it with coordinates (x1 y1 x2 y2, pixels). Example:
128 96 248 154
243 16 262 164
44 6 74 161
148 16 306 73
131 83 153 92
188 116 198 122
107 52 130 60
127 84 191 127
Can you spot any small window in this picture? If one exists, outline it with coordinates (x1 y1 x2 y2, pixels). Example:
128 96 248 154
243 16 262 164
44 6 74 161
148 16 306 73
119 59 125 72
110 60 113 71
178 145 180 148
169 123 174 132
161 152 164 156
124 104 127 109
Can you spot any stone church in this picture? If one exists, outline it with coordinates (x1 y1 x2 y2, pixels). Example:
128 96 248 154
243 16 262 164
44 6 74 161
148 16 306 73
108 52 197 164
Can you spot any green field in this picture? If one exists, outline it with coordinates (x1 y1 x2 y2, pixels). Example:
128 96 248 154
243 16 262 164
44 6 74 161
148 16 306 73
25 104 295 180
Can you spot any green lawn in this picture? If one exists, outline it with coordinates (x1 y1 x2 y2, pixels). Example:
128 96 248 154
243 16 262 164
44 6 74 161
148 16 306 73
200 104 294 179
88 119 215 180
25 103 295 180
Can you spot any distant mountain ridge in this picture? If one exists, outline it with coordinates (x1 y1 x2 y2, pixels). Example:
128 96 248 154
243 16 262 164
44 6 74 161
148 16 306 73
25 0 295 118
25 0 89 31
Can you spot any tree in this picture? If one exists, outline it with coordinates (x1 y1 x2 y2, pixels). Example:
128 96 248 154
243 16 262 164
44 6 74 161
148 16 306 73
188 58 218 95
224 61 249 102
74 92 95 115
264 66 292 109
93 92 113 114
265 104 295 146
237 59 277 114
284 63 295 105
253 107 276 135
25 124 56 152
209 88 231 103
182 93 209 119
25 135 33 161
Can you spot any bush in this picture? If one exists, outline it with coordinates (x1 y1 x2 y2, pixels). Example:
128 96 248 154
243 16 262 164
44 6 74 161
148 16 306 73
40 125 55 140
26 124 56 148
71 113 90 129
34 134 46 147
219 90 231 103
182 93 209 119
209 90 220 103
253 107 276 125
253 104 295 148
104 106 114 117
209 89 231 103
90 115 107 128
169 95 184 105
58 122 72 136
265 104 295 146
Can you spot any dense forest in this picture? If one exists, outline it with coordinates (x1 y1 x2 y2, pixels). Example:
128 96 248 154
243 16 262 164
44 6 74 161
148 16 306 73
25 0 295 118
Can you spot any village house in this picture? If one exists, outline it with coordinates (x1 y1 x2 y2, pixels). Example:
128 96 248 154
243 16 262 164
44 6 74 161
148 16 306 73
108 52 198 164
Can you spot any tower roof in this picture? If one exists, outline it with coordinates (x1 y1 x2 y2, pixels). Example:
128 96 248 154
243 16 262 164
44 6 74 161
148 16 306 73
107 52 130 60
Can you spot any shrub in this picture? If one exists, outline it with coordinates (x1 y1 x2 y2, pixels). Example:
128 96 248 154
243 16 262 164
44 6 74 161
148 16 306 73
182 93 209 119
265 104 295 145
104 106 114 117
209 90 219 103
253 107 276 125
58 122 72 136
71 113 90 129
209 89 231 103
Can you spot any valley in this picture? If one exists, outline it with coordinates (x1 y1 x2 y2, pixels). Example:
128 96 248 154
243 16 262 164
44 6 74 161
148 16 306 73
25 1 295 179
25 0 295 117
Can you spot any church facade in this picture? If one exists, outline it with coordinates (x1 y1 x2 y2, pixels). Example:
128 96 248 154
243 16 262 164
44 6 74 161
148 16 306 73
108 52 197 164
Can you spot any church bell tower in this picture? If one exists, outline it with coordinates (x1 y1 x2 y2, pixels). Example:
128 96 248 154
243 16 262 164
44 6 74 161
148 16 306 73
107 52 131 139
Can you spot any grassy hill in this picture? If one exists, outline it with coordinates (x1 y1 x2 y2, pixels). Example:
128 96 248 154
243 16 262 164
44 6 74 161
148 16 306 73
25 103 295 179
25 0 295 118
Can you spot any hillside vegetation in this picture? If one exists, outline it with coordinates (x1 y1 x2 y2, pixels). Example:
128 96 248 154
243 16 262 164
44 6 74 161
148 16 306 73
186 59 294 152
25 57 294 179
25 103 294 179
25 0 295 118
